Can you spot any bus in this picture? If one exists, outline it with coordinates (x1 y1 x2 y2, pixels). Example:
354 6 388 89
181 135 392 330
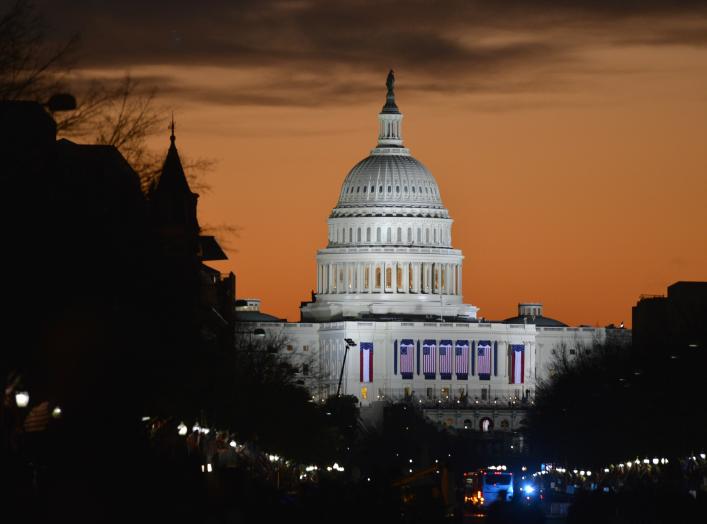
463 469 514 511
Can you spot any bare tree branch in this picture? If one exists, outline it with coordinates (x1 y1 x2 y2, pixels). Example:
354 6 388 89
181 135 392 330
0 0 78 101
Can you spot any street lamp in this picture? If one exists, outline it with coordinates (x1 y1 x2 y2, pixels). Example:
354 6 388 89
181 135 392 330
337 338 357 397
15 391 29 408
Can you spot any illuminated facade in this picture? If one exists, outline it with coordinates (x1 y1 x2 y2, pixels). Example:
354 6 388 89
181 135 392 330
242 73 627 421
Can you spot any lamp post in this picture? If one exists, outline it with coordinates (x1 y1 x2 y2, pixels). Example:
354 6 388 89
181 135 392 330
337 338 356 397
15 391 29 408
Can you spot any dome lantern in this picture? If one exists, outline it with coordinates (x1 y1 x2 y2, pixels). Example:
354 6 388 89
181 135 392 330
376 70 404 150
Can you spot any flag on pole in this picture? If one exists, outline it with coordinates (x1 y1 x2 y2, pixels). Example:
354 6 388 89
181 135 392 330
439 340 453 379
399 339 414 379
360 342 373 383
455 340 469 379
477 340 492 380
422 339 436 379
510 344 525 384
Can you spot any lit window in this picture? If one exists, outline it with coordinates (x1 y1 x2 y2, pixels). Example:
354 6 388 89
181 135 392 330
287 345 294 352
385 266 392 288
303 345 309 352
365 266 370 289
375 267 382 288
361 387 368 400
397 265 403 289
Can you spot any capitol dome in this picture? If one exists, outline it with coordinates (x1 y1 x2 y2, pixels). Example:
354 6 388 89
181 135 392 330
301 71 478 322
336 155 444 211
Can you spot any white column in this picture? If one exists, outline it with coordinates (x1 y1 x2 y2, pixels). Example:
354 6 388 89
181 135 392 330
393 262 398 294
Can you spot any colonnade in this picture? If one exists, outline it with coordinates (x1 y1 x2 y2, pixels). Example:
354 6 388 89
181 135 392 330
317 260 462 296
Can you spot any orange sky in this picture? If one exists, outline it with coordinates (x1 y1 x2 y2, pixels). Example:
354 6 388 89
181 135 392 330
131 45 707 326
42 0 707 326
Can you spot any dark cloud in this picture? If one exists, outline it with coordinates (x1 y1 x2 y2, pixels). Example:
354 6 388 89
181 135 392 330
23 0 707 106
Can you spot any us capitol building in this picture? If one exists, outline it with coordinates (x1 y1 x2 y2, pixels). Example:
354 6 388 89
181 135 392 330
238 72 628 431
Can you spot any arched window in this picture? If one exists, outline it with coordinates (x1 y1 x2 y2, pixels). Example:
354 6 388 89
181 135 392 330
357 228 361 242
426 229 430 243
366 227 371 242
397 227 402 242
433 229 437 243
379 185 383 193
363 186 367 193
385 266 392 289
407 227 412 242
417 228 421 243
408 265 414 292
376 227 381 242
387 228 392 243
364 266 370 290
433 263 438 292
375 266 382 288
387 185 392 193
349 228 353 243
396 264 403 290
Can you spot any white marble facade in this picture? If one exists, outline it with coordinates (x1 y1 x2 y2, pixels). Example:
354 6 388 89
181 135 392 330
239 74 624 408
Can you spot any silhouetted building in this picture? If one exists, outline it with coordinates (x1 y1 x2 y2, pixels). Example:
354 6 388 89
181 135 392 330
633 281 707 353
147 121 235 348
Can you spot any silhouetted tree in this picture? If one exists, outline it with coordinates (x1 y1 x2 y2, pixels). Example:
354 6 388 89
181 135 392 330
525 339 707 466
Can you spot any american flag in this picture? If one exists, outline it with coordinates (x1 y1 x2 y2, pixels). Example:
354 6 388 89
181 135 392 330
360 342 373 383
422 339 436 378
399 339 414 379
455 340 469 379
439 340 453 379
510 344 525 384
477 340 492 380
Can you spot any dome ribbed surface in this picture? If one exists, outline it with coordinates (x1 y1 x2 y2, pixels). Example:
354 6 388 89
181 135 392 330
336 154 443 209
